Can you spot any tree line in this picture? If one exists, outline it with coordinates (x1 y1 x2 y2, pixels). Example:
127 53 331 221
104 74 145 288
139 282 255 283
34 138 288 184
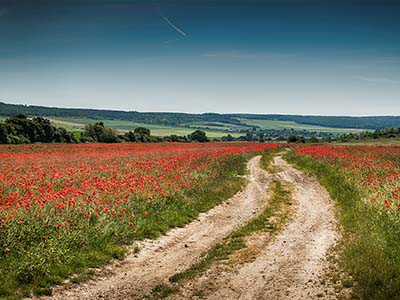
327 128 400 143
0 115 210 144
0 115 76 144
285 128 400 144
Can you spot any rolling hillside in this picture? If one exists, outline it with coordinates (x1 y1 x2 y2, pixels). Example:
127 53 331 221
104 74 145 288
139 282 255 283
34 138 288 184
1 102 399 136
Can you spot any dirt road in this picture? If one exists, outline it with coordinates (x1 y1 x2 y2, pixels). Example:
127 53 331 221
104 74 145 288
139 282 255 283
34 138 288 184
175 156 338 299
45 155 271 300
45 155 338 300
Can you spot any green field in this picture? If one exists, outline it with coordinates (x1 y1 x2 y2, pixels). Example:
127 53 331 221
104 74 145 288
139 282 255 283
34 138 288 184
1 114 368 137
238 118 365 134
183 121 249 132
49 117 242 138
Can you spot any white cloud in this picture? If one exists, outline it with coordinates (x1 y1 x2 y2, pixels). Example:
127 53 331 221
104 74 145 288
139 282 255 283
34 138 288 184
203 51 296 60
354 76 400 84
374 56 400 64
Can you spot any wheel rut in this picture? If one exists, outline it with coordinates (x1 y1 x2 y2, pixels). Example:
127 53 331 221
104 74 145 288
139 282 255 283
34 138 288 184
173 156 338 300
44 155 271 300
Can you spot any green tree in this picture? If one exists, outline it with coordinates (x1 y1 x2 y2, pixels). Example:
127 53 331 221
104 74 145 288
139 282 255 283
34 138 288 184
0 123 9 144
134 127 151 142
163 135 188 142
188 130 208 142
125 131 136 142
222 134 235 141
287 135 305 143
5 114 35 142
32 117 55 142
0 115 76 144
81 122 119 143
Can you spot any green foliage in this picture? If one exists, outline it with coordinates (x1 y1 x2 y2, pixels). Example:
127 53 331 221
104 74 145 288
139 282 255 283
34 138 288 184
53 127 74 143
125 130 136 142
124 128 183 143
162 134 188 142
80 122 120 143
221 134 235 141
188 130 208 142
332 127 400 143
133 127 151 142
148 284 179 299
0 122 13 144
285 151 400 300
287 135 306 143
0 115 76 144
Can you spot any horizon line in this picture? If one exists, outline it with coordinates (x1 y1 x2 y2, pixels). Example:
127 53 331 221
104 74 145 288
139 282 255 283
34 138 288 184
1 101 399 118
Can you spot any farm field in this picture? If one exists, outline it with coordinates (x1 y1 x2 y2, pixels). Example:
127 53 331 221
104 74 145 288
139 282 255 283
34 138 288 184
2 142 400 299
182 121 250 131
287 144 400 299
50 116 366 136
2 1 398 299
294 145 400 214
47 117 242 138
239 118 365 133
335 138 400 145
0 142 276 298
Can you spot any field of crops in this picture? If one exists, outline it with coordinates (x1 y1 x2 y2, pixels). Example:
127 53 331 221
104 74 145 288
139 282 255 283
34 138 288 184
0 142 277 298
48 117 242 138
295 145 400 211
238 118 364 134
3 142 400 299
289 144 400 299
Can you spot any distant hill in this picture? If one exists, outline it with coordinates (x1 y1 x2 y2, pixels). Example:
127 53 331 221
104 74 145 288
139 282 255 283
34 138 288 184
1 101 399 130
230 114 400 130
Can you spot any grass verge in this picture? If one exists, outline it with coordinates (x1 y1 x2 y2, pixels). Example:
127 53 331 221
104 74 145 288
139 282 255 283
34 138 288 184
260 148 284 173
284 150 400 300
145 171 293 299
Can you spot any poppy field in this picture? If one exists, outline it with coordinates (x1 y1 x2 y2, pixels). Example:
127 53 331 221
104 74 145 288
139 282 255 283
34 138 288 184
295 145 400 212
0 142 277 298
287 144 400 299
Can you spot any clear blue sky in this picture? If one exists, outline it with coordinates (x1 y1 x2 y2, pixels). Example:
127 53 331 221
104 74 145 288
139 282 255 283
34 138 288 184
0 0 399 115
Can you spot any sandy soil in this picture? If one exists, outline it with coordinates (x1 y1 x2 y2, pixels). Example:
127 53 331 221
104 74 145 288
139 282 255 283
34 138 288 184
174 156 338 300
43 155 271 300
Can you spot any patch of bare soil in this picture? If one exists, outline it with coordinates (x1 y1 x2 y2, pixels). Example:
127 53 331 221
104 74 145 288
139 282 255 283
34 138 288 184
174 156 338 300
43 155 271 300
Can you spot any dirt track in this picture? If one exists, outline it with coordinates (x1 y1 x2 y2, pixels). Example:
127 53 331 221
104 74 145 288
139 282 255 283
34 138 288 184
174 156 338 299
44 155 338 300
45 155 271 300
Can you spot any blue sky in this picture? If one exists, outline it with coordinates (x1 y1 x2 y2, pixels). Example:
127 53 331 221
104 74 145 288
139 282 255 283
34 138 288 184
0 0 399 115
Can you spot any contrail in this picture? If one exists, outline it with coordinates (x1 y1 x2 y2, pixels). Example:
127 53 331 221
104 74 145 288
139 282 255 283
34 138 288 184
159 13 187 37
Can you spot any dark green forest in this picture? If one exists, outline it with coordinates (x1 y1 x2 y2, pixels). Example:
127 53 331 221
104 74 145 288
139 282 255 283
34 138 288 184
1 102 400 130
